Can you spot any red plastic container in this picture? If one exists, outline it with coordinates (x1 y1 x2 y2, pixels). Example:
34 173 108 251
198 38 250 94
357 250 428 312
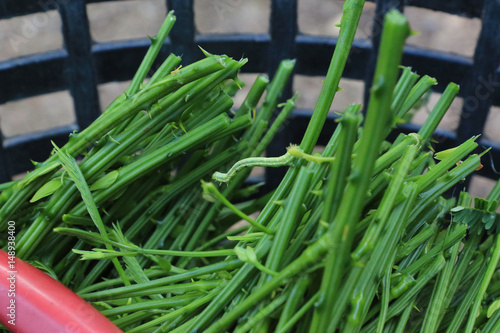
0 250 122 333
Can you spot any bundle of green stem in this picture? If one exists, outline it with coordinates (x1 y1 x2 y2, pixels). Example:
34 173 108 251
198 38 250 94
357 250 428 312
2 3 500 333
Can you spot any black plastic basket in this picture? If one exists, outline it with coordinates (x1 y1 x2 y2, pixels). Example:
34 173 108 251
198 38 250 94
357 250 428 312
1 0 500 190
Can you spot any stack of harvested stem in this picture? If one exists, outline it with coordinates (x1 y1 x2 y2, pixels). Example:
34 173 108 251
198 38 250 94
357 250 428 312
2 3 500 332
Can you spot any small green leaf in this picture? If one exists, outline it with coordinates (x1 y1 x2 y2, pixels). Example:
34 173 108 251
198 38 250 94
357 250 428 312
62 214 94 226
90 170 119 191
201 180 218 202
30 178 63 203
483 213 496 230
93 301 114 311
217 271 232 280
234 247 248 262
474 197 484 210
202 193 217 202
73 249 110 260
246 246 257 263
488 299 500 318
27 260 59 280
227 233 264 242
20 161 60 187
310 190 323 197
488 199 499 212
73 248 136 260
157 257 172 272
434 147 458 161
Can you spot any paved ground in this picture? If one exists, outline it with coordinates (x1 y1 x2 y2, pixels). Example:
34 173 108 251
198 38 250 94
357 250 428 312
0 0 496 195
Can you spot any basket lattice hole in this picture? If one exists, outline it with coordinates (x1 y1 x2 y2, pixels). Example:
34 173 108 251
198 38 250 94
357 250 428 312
249 165 266 179
298 0 375 38
312 145 326 155
409 93 462 133
484 106 500 143
0 90 75 138
98 81 132 112
469 175 498 202
405 7 481 58
87 0 167 43
194 0 270 34
0 9 63 62
294 75 364 114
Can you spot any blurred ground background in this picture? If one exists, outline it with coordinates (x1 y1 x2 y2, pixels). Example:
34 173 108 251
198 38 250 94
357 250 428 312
0 0 496 196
